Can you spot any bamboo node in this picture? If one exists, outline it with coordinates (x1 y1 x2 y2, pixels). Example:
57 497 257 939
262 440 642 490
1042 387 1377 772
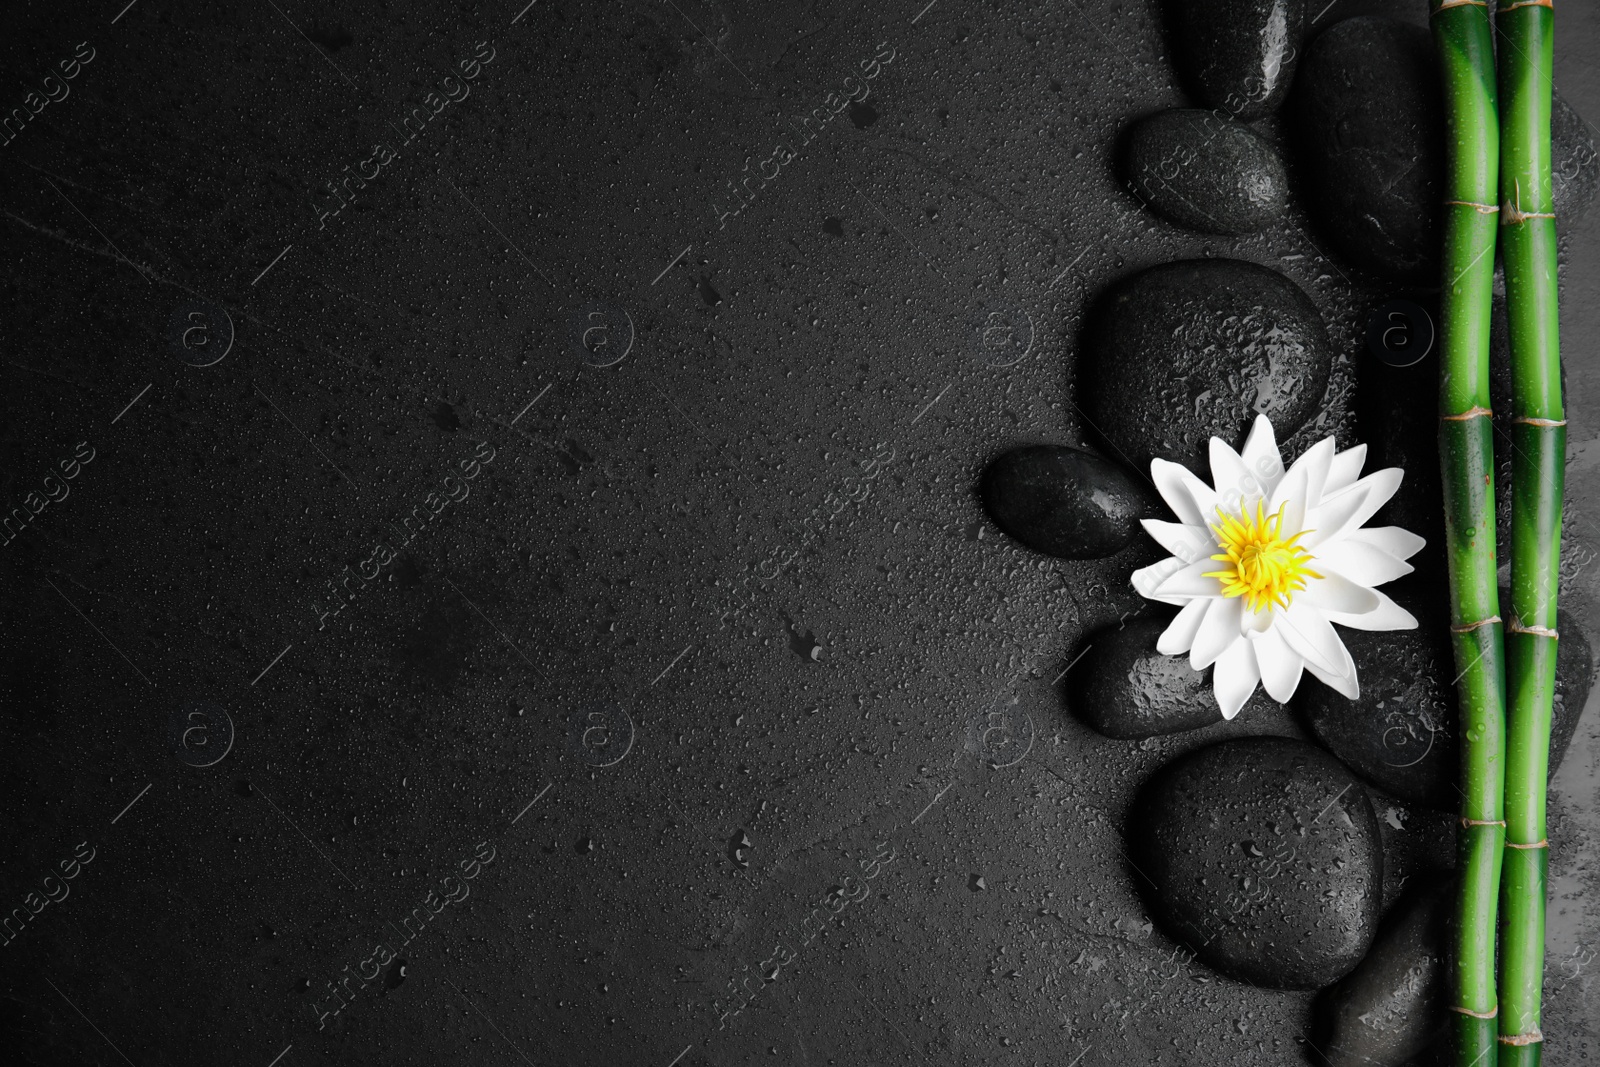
1441 406 1493 421
1444 199 1498 213
1498 1029 1544 1047
1506 838 1549 850
1502 205 1557 224
1514 416 1567 427
1508 619 1559 638
1434 0 1489 9
1459 817 1505 828
1498 0 1553 10
1451 616 1500 633
1449 1004 1498 1019
1503 178 1556 224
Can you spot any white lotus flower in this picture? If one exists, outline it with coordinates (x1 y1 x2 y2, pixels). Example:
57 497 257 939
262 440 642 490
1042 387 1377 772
1131 414 1424 720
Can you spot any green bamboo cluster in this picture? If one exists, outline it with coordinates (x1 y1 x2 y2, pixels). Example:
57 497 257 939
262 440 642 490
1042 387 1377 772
1432 0 1566 1063
1429 3 1504 1064
1497 1 1562 1064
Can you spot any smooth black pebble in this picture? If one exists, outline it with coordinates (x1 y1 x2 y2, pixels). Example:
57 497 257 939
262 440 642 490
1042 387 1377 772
1120 108 1289 235
981 444 1152 559
1129 736 1383 989
1312 878 1450 1067
1071 616 1224 739
1082 259 1333 475
1163 0 1307 121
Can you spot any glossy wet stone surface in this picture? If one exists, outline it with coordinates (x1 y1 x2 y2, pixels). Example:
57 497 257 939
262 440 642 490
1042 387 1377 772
1312 877 1450 1067
981 444 1153 558
1291 17 1444 284
1081 258 1333 475
1071 616 1222 738
1164 0 1308 121
1129 736 1384 989
1297 585 1594 810
1120 108 1289 234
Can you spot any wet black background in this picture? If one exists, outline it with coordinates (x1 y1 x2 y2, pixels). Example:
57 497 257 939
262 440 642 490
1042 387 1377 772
2 1 1598 1064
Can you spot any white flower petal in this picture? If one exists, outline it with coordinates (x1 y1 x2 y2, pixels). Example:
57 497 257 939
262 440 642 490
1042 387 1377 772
1213 637 1261 720
1268 448 1313 534
1321 588 1419 631
1154 558 1228 601
1132 556 1192 606
1209 437 1258 506
1240 602 1274 635
1250 626 1304 702
1346 525 1426 562
1151 458 1218 527
1191 597 1244 670
1326 444 1368 495
1157 599 1210 655
1296 437 1339 508
1305 655 1360 699
1315 540 1415 587
1307 468 1405 548
1301 483 1374 550
1276 601 1349 676
1239 415 1284 495
1302 570 1382 615
1141 519 1215 564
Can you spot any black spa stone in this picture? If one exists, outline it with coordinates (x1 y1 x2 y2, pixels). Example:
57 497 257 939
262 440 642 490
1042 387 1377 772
1128 736 1383 989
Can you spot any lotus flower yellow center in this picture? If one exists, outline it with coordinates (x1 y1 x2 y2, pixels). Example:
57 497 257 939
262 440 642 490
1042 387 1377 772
1202 501 1322 613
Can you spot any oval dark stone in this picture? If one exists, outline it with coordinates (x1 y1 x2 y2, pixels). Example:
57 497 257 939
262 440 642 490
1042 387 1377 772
1120 109 1290 235
1071 616 1222 739
1163 0 1308 121
1296 584 1593 810
980 444 1152 559
1129 736 1383 989
1291 17 1444 284
1312 878 1450 1066
1082 258 1333 475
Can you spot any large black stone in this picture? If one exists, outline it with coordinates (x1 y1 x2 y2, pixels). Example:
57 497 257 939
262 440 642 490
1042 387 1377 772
1163 0 1308 121
1312 878 1451 1067
1082 259 1333 475
1129 737 1383 989
1291 17 1444 284
1297 587 1594 810
1120 109 1289 235
980 444 1153 559
1292 17 1597 281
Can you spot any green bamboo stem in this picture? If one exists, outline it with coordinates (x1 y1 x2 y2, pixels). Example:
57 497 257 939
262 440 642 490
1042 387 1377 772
1496 1 1563 1064
1430 3 1505 1065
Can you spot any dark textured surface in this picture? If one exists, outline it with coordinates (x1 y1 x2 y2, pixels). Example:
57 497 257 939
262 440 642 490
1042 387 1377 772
981 443 1154 558
1120 108 1290 234
1 1 1597 1065
1553 91 1600 229
1129 737 1384 990
1081 257 1334 474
